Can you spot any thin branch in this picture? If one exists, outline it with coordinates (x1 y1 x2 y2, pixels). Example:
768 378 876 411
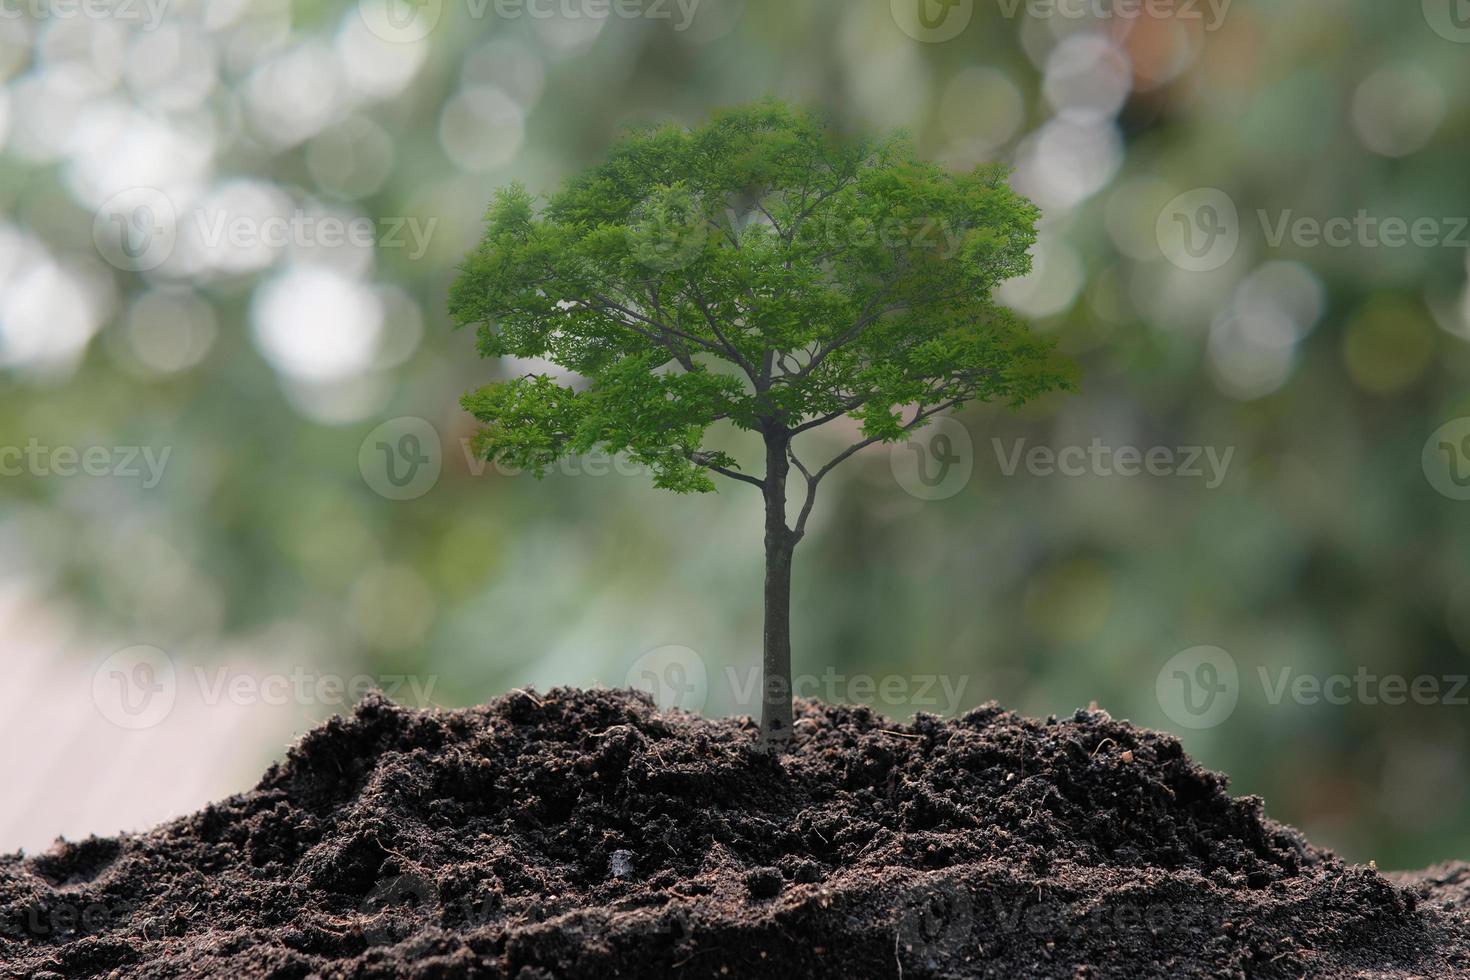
646 285 697 371
752 201 785 240
772 293 902 386
786 443 813 484
688 451 764 489
686 283 759 380
788 178 852 235
790 396 967 536
704 205 748 251
789 395 867 435
585 292 720 354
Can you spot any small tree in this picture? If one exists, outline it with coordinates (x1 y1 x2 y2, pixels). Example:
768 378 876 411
451 100 1075 748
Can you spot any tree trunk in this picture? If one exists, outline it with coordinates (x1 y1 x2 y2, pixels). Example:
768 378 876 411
760 430 796 749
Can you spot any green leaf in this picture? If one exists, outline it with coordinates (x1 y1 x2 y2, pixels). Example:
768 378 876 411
452 99 1077 495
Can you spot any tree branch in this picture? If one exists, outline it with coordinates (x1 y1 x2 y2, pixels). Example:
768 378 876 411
752 201 785 240
585 292 720 355
771 291 903 386
789 395 867 435
686 283 759 381
688 451 765 489
786 443 814 484
789 396 967 536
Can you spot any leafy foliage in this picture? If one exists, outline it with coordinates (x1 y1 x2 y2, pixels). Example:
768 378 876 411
451 99 1075 497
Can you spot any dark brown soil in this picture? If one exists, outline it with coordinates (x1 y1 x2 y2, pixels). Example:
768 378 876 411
3 689 1468 979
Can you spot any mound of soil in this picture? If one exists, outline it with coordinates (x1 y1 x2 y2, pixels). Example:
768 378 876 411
3 689 1468 979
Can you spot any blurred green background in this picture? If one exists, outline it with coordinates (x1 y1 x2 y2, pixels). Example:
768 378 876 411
2 0 1469 870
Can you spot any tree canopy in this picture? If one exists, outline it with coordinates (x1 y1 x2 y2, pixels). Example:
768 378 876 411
450 99 1075 505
